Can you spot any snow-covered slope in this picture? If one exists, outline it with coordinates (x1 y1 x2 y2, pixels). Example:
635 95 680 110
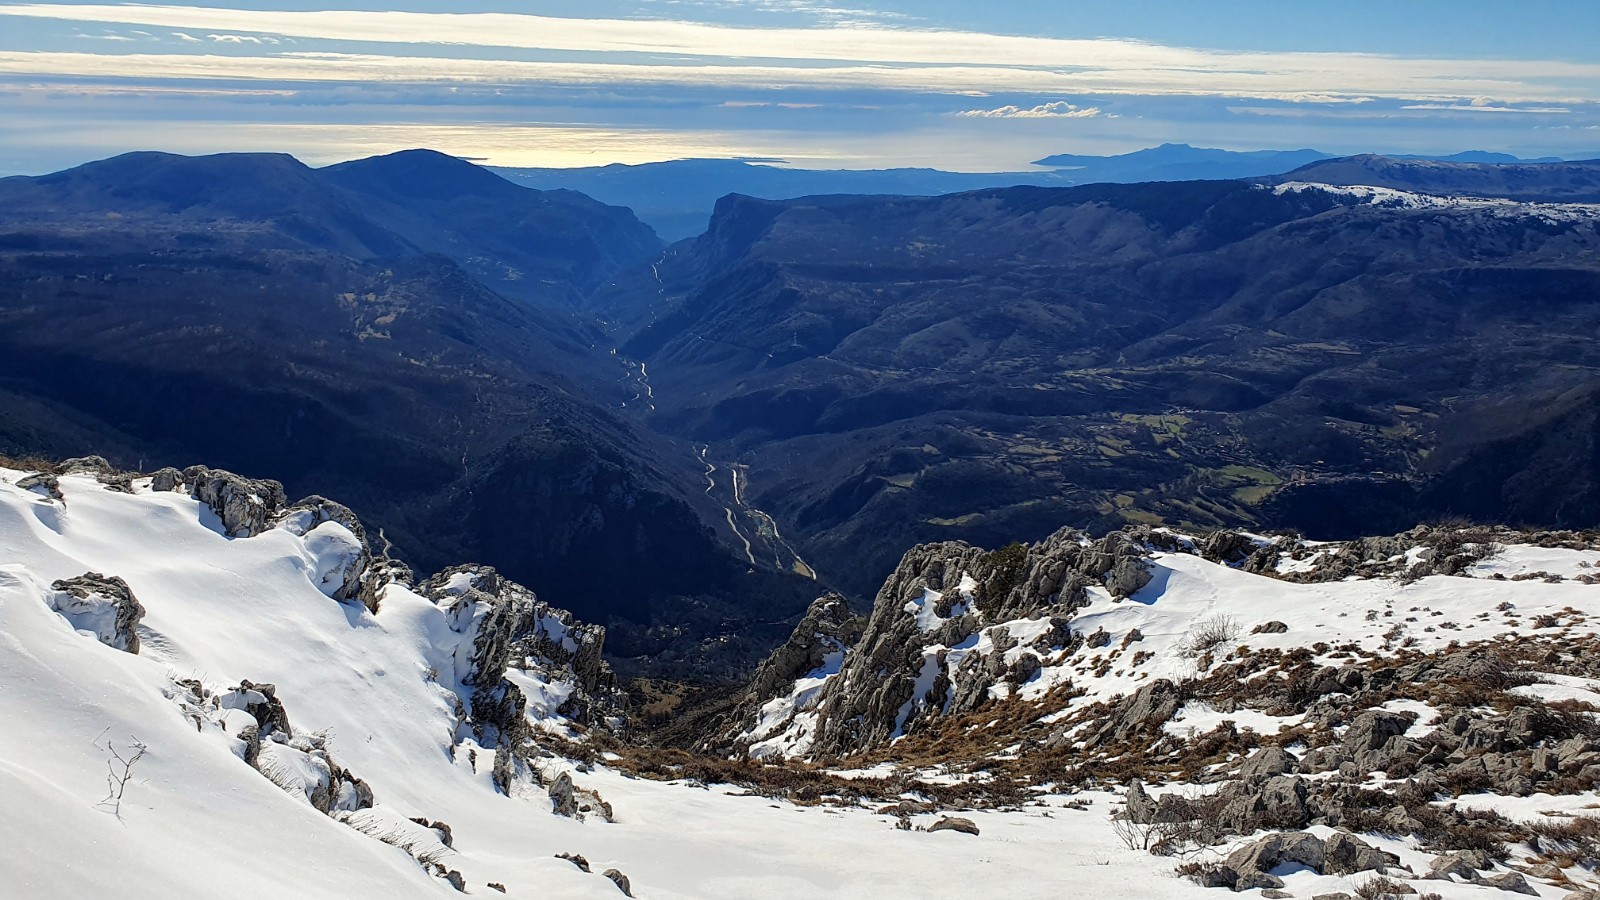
7 462 1600 899
0 464 1223 899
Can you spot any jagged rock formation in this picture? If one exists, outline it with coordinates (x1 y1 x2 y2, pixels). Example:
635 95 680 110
16 471 62 501
1189 830 1398 891
714 594 864 754
12 458 626 798
424 565 622 727
274 495 373 603
47 573 145 653
743 527 1153 758
60 456 134 493
422 564 625 792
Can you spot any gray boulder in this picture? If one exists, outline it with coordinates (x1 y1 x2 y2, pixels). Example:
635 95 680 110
1225 831 1326 879
1239 746 1300 779
1343 710 1414 754
47 573 145 653
1322 830 1395 875
149 467 184 492
549 772 578 818
184 465 287 537
1481 872 1536 895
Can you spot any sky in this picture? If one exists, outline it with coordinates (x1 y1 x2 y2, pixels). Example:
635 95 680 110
1 1 1598 174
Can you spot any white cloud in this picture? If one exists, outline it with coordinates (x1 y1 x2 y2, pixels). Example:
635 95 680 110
956 101 1101 119
3 48 1596 111
1 4 1598 105
1402 102 1571 114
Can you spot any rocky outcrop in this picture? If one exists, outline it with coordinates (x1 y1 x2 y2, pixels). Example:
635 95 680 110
59 456 134 493
782 527 1160 758
601 869 633 897
16 472 62 501
274 495 373 602
713 594 863 752
149 467 184 492
47 573 145 653
742 594 863 715
729 527 1170 758
1075 679 1186 749
184 465 289 537
168 676 374 816
549 771 578 817
424 565 625 792
1188 831 1396 891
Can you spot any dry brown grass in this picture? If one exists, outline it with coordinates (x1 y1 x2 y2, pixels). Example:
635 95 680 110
0 453 58 473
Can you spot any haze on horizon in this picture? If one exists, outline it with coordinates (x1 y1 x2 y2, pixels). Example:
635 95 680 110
1 0 1598 175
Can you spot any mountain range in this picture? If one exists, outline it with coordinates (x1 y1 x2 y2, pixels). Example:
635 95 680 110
4 147 1600 675
495 144 1583 241
0 148 815 678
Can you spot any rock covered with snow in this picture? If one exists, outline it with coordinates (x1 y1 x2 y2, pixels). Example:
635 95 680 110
714 593 863 754
421 564 624 792
183 464 290 538
47 572 145 653
757 527 1153 758
168 675 375 815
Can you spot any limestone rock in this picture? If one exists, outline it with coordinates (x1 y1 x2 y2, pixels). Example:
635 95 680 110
149 467 184 492
1239 746 1300 780
274 495 372 602
16 472 62 501
549 772 578 818
1079 679 1184 749
557 853 591 872
601 869 632 897
1225 831 1327 880
424 565 624 792
47 573 145 653
928 816 980 836
718 593 863 751
184 465 288 537
1481 872 1536 895
1322 831 1395 875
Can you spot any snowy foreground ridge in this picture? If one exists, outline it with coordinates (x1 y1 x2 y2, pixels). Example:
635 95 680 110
3 461 1600 899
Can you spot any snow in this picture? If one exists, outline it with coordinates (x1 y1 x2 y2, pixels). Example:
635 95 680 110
1161 701 1302 738
1270 181 1600 223
1036 550 1600 715
1511 673 1600 708
6 466 1600 898
1471 544 1600 580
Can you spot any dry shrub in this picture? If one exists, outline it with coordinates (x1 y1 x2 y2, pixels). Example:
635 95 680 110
1178 615 1240 659
1520 814 1600 869
1354 874 1421 899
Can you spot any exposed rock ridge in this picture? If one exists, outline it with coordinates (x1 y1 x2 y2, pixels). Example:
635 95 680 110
797 527 1152 758
713 593 864 754
423 564 626 792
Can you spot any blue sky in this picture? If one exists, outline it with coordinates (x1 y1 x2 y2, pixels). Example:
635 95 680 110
1 1 1597 174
